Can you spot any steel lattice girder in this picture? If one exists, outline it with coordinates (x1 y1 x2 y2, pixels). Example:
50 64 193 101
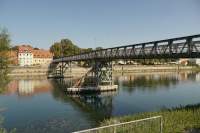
53 34 200 63
93 61 113 85
48 61 71 77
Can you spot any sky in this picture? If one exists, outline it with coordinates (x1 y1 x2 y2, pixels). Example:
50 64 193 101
0 0 200 49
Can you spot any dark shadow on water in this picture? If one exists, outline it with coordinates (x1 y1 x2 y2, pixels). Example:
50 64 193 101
170 103 200 111
51 79 116 125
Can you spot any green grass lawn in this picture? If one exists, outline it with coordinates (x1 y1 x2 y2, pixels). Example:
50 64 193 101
101 104 200 133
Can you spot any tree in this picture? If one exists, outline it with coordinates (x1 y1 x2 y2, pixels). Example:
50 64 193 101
50 42 61 58
95 47 103 50
11 46 18 51
82 48 93 53
0 28 10 52
50 39 81 58
0 28 10 71
0 27 10 92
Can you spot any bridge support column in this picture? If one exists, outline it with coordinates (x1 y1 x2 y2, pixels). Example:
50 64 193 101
93 60 113 86
48 61 72 79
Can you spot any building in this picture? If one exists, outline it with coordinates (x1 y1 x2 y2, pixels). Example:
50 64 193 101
189 58 200 66
18 46 33 66
15 45 53 66
178 58 189 65
178 58 200 66
32 49 53 66
195 59 200 66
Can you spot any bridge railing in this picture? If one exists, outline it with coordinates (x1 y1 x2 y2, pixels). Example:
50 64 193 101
73 115 163 133
53 34 200 63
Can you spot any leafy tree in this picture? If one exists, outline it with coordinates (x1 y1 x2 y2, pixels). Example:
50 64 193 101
50 42 61 58
0 28 10 52
61 39 80 56
95 47 103 50
50 39 81 58
0 28 10 79
82 48 93 53
11 46 18 51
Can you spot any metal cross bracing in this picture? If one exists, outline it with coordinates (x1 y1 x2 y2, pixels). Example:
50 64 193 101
94 60 113 86
48 61 71 78
52 34 200 63
48 60 113 86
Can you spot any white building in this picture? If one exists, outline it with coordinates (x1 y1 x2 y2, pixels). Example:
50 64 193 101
189 58 200 66
196 59 200 66
18 46 33 66
17 45 53 67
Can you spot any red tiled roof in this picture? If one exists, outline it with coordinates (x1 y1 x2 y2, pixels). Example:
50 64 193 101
15 45 53 58
33 49 53 58
18 45 33 53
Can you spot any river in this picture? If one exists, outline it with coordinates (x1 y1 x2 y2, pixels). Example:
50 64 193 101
0 71 200 133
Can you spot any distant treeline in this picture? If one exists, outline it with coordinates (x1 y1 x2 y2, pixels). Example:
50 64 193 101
50 38 103 58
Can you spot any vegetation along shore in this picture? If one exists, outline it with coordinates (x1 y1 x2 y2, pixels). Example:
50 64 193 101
101 104 200 133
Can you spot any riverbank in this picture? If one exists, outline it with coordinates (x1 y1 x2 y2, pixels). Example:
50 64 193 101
7 65 200 76
8 66 49 76
1 71 200 133
113 65 199 73
101 104 200 133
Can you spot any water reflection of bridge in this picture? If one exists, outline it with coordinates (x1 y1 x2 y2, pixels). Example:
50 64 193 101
50 71 200 123
51 79 117 123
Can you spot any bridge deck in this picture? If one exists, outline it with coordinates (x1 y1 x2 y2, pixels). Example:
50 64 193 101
52 34 200 63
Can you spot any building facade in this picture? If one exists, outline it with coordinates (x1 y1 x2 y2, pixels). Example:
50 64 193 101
32 49 53 66
18 46 33 66
195 59 200 66
16 45 53 67
179 58 200 66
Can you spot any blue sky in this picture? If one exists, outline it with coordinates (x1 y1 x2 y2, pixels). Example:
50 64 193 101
0 0 200 49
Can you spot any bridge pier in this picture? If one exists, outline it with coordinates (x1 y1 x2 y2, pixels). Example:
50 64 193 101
48 61 72 79
93 60 113 86
48 60 117 93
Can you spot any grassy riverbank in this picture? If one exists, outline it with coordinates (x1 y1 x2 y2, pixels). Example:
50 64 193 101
101 104 200 133
0 116 16 133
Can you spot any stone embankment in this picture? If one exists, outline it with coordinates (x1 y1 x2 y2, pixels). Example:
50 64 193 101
8 65 198 76
8 66 49 76
113 65 195 73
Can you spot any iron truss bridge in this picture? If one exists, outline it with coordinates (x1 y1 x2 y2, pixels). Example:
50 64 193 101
53 34 200 63
49 34 200 87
